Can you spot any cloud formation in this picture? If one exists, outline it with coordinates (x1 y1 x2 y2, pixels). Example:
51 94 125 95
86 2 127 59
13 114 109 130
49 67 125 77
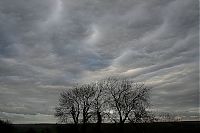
0 0 199 123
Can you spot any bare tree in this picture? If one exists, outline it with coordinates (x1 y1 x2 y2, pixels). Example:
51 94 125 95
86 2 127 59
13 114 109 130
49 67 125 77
128 105 147 123
128 107 156 123
104 78 150 124
55 78 151 126
55 86 80 124
78 84 96 124
91 81 109 124
55 84 96 124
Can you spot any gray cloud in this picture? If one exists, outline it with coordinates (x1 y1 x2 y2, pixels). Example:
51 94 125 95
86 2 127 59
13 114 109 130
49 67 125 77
0 0 199 123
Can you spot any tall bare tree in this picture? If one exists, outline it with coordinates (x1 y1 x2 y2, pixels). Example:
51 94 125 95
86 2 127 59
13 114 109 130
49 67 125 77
104 78 150 124
78 84 96 124
55 78 151 126
55 86 80 124
55 84 96 124
91 81 109 124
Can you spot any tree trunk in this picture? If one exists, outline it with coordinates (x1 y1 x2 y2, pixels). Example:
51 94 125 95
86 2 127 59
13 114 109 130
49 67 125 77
97 111 102 124
96 111 102 133
119 117 125 133
119 122 124 133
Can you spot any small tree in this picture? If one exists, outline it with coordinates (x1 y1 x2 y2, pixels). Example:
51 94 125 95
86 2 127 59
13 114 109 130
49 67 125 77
128 107 156 123
156 112 178 122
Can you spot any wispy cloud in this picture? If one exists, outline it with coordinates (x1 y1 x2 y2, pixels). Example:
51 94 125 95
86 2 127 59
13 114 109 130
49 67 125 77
0 0 198 123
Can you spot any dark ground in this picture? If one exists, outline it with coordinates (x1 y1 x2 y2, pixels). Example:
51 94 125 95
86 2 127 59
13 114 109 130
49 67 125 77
1 121 199 133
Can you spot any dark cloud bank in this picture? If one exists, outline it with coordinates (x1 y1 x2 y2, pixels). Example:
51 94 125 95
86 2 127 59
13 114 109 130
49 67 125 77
0 0 199 123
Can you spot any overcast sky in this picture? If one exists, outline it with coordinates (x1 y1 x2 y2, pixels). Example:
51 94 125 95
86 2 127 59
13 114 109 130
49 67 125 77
0 0 199 123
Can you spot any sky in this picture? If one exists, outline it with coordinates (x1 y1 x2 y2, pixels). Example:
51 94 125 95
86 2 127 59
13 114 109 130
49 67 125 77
0 0 199 123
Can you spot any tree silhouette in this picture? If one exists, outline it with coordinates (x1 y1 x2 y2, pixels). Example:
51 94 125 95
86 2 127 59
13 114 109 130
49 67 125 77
91 81 109 124
55 78 151 126
55 86 81 124
104 78 150 124
78 84 96 124
55 84 96 124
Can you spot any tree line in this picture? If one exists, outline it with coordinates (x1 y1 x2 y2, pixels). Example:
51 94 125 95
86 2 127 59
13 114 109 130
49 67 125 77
55 78 155 125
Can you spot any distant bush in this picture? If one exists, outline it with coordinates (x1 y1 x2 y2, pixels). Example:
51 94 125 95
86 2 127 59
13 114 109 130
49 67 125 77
0 119 12 125
0 119 14 132
153 112 181 122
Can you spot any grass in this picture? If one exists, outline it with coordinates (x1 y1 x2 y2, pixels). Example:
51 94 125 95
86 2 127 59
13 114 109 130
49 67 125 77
1 121 199 133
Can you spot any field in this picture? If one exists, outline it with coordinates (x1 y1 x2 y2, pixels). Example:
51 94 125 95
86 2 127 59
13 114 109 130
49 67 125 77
1 121 199 133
